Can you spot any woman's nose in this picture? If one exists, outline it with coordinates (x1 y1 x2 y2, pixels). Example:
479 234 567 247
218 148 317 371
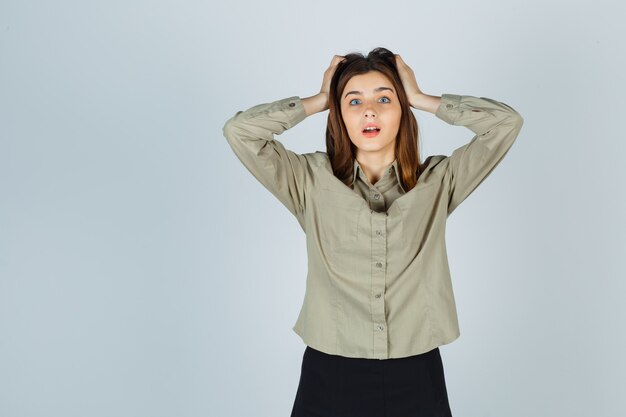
364 106 377 118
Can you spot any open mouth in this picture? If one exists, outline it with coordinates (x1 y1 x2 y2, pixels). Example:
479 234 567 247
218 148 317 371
362 127 381 137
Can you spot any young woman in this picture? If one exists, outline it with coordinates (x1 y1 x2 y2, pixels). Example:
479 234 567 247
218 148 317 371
223 47 524 417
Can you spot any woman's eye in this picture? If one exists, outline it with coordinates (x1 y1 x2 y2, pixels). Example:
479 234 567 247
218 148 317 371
349 97 391 105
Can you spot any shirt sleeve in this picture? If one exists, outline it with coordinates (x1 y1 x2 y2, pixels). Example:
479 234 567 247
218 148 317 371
222 96 309 229
434 94 524 215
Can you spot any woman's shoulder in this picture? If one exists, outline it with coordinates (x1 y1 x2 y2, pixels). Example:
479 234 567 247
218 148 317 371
417 155 449 182
422 154 448 170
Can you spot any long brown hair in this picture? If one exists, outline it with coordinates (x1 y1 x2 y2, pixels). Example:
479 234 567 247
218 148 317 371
326 47 423 191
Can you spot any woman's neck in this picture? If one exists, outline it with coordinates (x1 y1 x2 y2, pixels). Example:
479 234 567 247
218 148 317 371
355 153 396 185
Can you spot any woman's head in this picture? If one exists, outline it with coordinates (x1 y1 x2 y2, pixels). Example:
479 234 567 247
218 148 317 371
340 70 402 161
326 47 422 191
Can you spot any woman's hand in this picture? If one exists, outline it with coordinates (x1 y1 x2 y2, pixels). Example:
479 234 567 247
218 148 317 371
395 55 423 106
303 55 345 116
320 55 345 98
395 54 441 113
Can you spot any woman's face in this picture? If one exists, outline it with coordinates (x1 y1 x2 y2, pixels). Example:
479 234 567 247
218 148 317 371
340 71 402 159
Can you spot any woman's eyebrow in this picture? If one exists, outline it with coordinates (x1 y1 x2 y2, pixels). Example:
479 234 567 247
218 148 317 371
344 87 395 99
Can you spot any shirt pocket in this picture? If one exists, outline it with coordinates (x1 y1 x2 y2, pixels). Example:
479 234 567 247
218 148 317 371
317 187 364 247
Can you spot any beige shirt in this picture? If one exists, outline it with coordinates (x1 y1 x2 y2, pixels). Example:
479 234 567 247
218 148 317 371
351 158 406 213
222 94 524 359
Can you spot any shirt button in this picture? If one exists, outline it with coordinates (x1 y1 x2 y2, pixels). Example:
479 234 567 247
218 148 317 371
376 262 383 268
375 293 381 299
377 325 385 331
446 103 453 109
374 193 380 200
376 230 382 236
289 102 295 107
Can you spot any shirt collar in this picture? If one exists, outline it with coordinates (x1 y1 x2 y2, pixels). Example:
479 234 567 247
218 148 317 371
352 158 406 193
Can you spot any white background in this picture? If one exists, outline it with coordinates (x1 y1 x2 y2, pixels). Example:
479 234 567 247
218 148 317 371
1 0 625 416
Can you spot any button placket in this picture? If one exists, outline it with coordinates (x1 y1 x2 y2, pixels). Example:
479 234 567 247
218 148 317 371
370 210 388 358
369 188 385 212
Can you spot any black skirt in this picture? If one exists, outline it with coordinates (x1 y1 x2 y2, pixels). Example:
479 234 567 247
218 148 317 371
290 345 453 417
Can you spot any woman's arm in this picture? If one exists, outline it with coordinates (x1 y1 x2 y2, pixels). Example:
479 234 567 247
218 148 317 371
409 93 442 114
222 96 309 229
222 56 346 229
394 55 524 215
434 94 524 215
301 92 328 117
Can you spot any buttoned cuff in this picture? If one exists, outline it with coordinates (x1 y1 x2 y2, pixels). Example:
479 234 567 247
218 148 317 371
279 96 307 128
434 94 463 125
